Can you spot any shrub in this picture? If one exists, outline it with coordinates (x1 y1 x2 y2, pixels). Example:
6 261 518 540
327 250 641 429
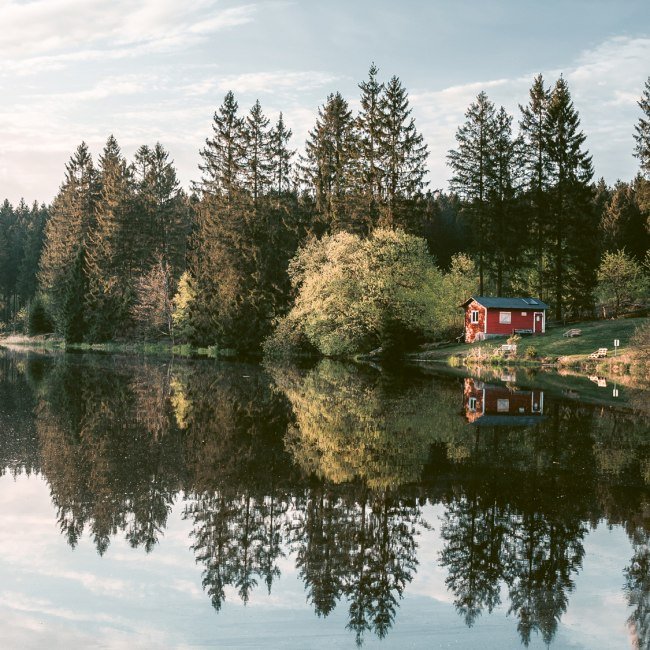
267 229 443 357
525 346 538 360
28 297 54 335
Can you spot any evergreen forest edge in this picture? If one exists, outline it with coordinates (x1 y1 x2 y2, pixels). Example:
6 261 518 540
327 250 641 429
2 66 650 358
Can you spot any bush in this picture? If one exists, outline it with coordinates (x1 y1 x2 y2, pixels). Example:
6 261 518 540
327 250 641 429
525 346 538 360
28 297 54 335
267 229 443 358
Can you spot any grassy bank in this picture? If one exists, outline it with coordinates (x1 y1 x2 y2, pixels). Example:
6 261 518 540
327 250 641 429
410 317 647 373
0 334 235 359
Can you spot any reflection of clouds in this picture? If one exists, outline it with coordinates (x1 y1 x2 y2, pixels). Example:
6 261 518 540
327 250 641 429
0 591 121 623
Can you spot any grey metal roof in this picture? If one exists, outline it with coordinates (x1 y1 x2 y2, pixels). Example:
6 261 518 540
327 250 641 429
466 296 550 310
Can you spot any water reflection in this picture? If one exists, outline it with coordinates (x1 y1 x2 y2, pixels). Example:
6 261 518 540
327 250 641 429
0 349 649 647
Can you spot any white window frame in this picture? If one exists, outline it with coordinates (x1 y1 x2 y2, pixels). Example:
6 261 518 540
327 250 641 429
499 311 511 324
468 397 477 412
497 399 510 412
521 311 527 316
470 310 479 324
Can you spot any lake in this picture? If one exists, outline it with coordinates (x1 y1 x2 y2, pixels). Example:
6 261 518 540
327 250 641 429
0 348 647 649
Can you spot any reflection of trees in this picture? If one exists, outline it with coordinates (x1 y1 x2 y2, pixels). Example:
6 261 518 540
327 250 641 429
3 349 650 647
625 524 650 650
36 356 184 554
270 360 462 489
440 491 505 626
176 363 293 610
0 351 42 476
288 485 423 647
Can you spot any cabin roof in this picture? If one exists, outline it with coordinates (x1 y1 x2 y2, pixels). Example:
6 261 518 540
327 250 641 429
462 296 550 310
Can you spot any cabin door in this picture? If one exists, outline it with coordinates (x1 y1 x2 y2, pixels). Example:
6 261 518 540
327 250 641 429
533 312 544 333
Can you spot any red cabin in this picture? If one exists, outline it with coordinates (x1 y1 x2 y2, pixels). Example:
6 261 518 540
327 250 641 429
461 296 549 343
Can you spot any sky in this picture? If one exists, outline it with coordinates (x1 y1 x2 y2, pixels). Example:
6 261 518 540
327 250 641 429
0 0 649 205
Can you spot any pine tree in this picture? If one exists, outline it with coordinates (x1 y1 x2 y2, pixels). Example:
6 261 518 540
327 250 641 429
85 135 136 340
519 74 552 299
39 142 97 338
268 113 294 196
356 63 385 227
486 106 522 294
448 91 497 293
545 77 595 319
301 92 357 232
378 75 428 231
243 100 272 203
197 91 247 198
634 76 650 178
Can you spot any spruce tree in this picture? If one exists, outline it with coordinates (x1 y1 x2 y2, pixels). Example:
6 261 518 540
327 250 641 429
378 75 428 231
39 142 97 338
301 92 357 232
448 91 497 293
85 135 136 340
133 142 189 278
634 76 650 178
519 74 552 298
486 106 522 294
356 63 385 227
268 113 294 196
197 91 247 198
243 100 272 203
544 77 595 319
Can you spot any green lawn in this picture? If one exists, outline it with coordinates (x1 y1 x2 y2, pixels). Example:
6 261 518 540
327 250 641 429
414 317 647 363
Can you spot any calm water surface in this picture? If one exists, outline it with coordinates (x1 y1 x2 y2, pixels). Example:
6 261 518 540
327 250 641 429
0 349 648 649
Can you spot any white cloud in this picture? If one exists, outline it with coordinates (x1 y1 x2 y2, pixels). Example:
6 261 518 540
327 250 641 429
0 0 256 62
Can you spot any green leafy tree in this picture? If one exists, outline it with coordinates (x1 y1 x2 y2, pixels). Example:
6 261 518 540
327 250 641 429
268 229 442 357
596 249 646 316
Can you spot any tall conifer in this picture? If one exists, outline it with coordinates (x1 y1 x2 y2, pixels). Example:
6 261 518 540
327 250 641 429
378 75 428 231
39 142 97 338
634 76 650 177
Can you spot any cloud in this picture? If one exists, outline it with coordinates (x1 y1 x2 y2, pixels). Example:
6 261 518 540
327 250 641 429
409 35 650 188
0 0 256 65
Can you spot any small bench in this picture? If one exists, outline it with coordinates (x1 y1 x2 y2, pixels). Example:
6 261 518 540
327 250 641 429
563 328 582 337
498 344 517 355
588 347 608 359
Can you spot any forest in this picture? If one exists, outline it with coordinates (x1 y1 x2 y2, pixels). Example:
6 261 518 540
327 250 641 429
1 67 649 355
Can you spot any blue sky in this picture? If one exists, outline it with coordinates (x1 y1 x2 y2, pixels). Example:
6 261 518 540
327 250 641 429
0 0 649 204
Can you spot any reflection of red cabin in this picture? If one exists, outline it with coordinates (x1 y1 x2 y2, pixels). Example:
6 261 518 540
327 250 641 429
461 296 549 343
463 378 545 425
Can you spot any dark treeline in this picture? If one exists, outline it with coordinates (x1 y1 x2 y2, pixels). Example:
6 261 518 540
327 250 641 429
1 350 649 646
2 69 649 348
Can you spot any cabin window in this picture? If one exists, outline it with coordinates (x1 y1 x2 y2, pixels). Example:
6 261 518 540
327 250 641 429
499 311 511 324
468 397 477 412
470 310 479 324
497 399 510 412
521 311 527 316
